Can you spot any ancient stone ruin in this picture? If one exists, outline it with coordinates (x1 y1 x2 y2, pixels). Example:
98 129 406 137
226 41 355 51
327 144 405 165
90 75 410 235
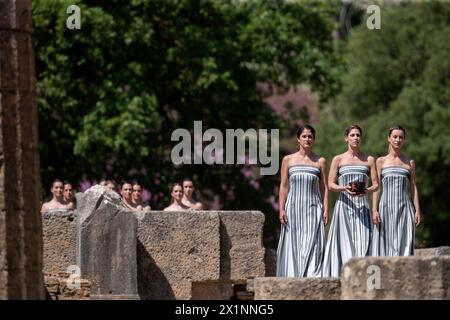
40 184 450 300
0 0 45 299
2 0 450 301
42 185 267 299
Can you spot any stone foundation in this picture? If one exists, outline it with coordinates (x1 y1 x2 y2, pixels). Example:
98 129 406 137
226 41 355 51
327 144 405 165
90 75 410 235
45 274 91 300
341 256 450 299
42 210 77 275
253 277 341 300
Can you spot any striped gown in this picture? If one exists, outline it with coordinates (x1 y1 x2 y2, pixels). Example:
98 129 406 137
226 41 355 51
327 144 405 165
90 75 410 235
276 165 324 277
322 165 372 277
371 167 415 256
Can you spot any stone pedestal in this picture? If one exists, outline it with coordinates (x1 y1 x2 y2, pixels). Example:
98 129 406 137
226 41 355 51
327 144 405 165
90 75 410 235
77 186 139 299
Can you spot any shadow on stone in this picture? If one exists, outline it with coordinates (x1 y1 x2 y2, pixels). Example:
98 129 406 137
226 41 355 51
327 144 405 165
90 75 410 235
264 248 277 277
220 220 232 280
137 240 175 300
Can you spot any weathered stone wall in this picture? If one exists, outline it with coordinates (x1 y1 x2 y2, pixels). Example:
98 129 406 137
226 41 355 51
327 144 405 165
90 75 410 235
45 274 91 300
135 211 221 300
414 246 450 257
0 0 44 299
341 256 450 299
41 203 266 299
135 210 266 300
42 210 77 275
219 211 266 282
253 277 341 300
264 248 277 277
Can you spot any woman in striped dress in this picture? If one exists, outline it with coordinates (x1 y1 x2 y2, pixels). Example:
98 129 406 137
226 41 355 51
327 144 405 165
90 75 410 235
322 125 379 277
276 124 329 277
371 125 421 256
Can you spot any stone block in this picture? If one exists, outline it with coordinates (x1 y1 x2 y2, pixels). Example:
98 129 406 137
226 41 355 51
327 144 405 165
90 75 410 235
191 281 234 300
254 277 341 300
341 256 450 299
264 248 277 277
414 246 450 257
44 275 91 300
135 210 220 300
42 210 77 275
218 211 265 281
77 185 138 299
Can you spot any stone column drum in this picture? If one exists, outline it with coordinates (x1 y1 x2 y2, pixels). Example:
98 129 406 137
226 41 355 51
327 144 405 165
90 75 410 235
0 0 45 299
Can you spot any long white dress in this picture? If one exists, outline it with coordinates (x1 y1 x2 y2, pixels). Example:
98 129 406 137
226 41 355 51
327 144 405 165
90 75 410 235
276 165 324 277
321 165 372 277
371 167 415 256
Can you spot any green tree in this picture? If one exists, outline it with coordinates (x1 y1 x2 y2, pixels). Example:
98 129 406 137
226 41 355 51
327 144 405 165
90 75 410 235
33 0 339 247
316 1 450 246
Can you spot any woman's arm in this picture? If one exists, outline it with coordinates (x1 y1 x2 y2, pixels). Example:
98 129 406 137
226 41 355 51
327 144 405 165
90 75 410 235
410 160 421 226
278 156 290 225
319 157 329 225
366 156 379 193
328 155 347 193
372 157 383 225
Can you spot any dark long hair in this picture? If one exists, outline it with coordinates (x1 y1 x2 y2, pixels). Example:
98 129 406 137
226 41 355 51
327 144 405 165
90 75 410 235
296 124 316 139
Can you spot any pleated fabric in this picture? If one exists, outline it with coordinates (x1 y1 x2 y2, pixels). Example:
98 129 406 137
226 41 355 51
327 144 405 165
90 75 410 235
321 165 372 277
371 167 415 256
276 165 324 277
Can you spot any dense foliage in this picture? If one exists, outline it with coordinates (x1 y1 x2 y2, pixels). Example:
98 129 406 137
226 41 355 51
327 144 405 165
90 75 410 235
315 1 450 246
33 0 339 247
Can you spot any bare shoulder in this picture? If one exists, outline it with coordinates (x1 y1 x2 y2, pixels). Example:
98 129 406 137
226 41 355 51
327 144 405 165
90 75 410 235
331 153 343 165
366 155 376 165
195 202 203 210
282 153 294 164
376 156 386 164
318 156 327 166
41 202 49 213
409 158 416 169
281 153 295 171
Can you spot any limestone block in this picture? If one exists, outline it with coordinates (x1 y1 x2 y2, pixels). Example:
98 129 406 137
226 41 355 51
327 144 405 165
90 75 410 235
191 281 234 300
42 210 77 275
44 275 91 300
218 211 265 281
254 277 341 300
264 248 277 277
135 211 220 300
414 246 450 257
341 256 450 299
77 185 138 299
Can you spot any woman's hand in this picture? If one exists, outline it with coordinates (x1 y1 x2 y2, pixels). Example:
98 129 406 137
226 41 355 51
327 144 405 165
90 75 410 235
343 185 358 196
415 212 421 226
279 211 288 225
323 211 329 226
372 211 381 226
355 188 368 197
